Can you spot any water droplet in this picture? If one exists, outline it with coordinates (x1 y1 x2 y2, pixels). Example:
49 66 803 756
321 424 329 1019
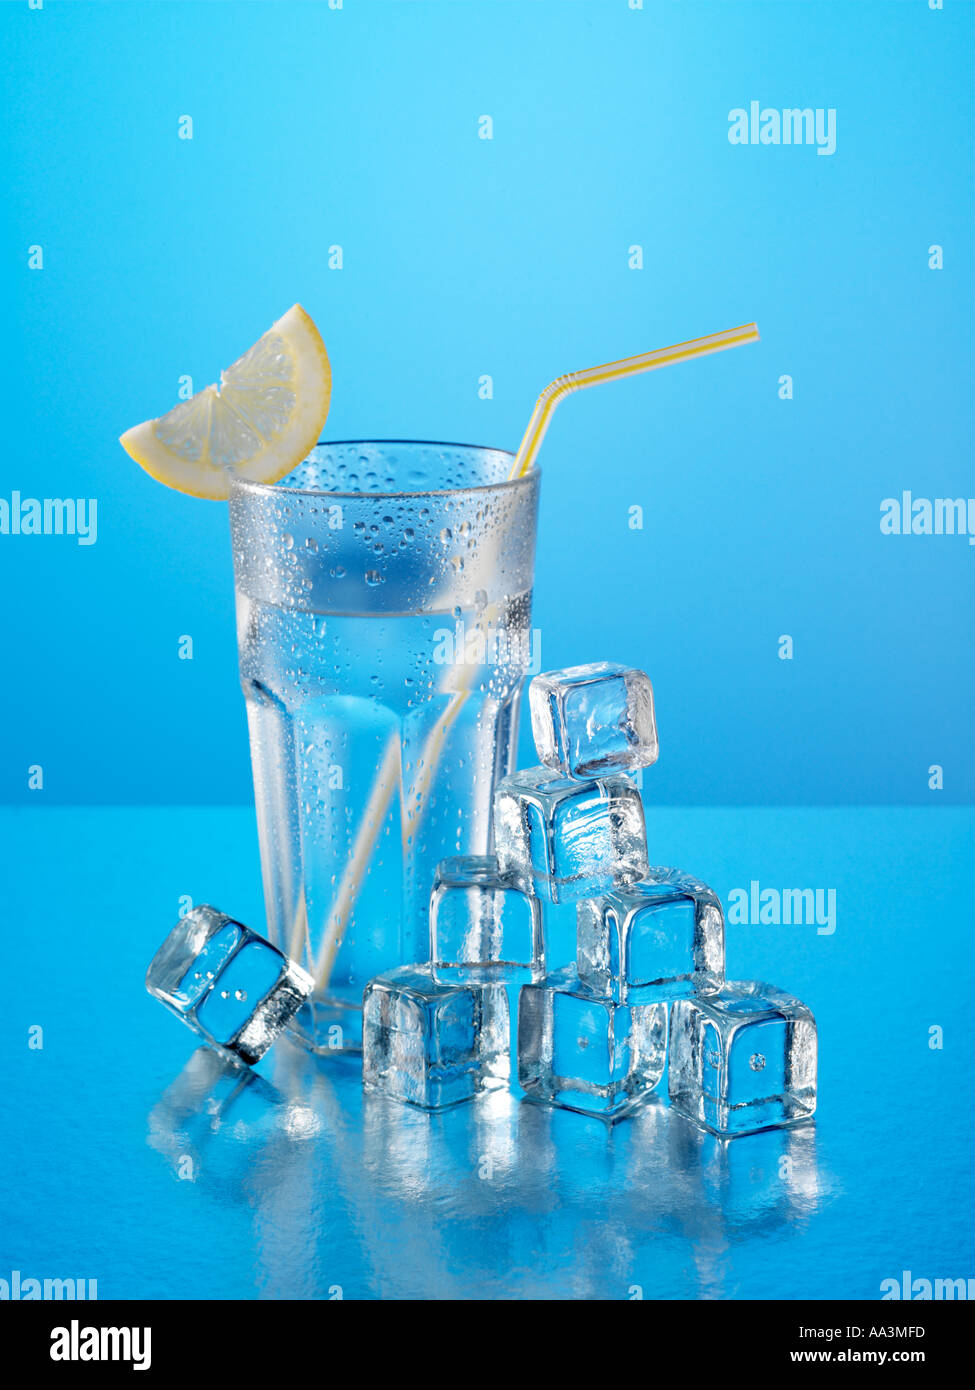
329 565 346 578
364 570 382 586
282 533 294 550
220 989 230 1000
235 989 247 1002
439 527 452 544
749 1052 766 1072
304 536 318 551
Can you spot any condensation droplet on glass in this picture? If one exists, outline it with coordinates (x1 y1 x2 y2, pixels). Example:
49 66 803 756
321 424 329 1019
364 570 382 586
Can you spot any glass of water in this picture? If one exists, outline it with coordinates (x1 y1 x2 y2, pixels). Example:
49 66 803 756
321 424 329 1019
229 441 540 1053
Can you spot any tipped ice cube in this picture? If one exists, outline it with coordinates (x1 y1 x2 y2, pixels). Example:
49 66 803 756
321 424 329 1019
494 766 648 905
529 661 658 780
146 905 314 1065
668 982 817 1137
577 867 725 1003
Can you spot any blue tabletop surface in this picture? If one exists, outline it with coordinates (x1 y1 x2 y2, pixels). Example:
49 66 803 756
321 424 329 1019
1 804 971 1301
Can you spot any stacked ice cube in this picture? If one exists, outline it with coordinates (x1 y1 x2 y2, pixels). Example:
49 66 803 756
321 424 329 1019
362 855 541 1107
363 660 818 1137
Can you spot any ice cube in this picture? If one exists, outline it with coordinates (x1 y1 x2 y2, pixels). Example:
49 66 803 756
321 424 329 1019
538 899 578 974
494 766 648 905
428 856 544 1093
529 661 658 780
146 905 314 1064
362 965 509 1109
518 966 667 1119
430 854 542 969
668 982 817 1137
577 867 725 1003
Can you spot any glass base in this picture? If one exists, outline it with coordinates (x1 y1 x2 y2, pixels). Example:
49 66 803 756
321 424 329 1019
287 990 363 1055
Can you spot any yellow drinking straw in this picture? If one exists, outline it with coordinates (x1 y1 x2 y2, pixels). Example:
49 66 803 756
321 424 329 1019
313 321 760 988
508 322 760 481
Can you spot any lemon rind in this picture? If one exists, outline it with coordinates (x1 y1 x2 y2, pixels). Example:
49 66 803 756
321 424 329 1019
119 303 332 500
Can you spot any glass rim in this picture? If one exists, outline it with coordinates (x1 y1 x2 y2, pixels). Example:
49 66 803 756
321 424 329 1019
229 439 540 502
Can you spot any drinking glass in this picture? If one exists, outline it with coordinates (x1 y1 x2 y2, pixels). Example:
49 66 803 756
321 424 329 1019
229 441 540 1052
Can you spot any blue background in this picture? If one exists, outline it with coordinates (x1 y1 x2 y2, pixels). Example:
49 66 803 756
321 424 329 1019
3 0 972 805
2 0 974 1303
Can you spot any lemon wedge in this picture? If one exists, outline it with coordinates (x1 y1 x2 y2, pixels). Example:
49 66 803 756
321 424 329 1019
120 303 331 499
